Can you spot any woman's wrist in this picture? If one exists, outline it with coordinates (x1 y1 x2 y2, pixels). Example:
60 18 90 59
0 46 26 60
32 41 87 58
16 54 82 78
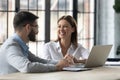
74 59 87 63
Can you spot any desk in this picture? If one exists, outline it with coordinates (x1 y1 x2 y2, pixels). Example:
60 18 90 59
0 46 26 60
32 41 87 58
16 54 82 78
0 66 120 80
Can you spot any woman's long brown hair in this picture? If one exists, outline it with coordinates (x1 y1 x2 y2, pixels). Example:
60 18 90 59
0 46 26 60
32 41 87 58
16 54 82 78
56 15 78 49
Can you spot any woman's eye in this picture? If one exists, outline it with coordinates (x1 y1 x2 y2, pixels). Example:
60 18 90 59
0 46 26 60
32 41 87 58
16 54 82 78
64 26 68 28
58 26 61 28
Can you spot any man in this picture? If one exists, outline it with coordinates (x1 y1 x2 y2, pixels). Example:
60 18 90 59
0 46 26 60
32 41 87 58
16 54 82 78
0 11 72 75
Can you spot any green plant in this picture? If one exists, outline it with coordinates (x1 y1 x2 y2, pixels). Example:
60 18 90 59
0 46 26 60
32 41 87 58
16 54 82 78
113 0 120 13
116 45 120 55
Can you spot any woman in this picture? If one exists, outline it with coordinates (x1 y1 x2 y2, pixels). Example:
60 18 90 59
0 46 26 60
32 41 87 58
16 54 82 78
40 15 89 63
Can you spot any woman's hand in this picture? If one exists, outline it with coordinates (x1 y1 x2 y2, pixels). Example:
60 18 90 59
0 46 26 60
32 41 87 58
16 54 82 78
64 54 87 64
64 54 74 65
56 59 70 71
73 57 87 64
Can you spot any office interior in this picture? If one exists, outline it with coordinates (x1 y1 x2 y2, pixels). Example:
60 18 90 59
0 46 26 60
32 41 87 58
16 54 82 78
0 0 119 59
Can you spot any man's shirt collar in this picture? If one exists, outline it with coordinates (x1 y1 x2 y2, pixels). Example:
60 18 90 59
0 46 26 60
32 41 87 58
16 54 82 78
13 33 29 57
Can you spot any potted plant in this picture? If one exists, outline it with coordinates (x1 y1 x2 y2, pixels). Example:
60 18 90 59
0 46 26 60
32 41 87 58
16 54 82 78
113 0 120 13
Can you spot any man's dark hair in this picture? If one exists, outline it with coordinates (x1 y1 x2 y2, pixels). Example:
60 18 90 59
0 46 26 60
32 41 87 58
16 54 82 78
13 11 39 30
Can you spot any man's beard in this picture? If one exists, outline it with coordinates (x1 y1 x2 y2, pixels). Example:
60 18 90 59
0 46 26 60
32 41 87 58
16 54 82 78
28 29 36 42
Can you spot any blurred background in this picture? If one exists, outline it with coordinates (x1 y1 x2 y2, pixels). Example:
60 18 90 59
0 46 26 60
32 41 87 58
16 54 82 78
0 0 118 58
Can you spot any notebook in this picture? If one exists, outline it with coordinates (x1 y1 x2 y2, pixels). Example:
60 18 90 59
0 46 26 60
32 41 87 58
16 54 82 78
63 45 113 71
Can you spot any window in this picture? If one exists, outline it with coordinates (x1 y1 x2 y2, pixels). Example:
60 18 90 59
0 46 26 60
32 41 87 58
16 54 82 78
0 0 15 44
78 0 95 50
0 0 95 56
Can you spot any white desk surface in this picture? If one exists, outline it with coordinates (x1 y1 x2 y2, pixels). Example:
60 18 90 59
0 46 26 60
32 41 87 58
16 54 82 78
0 66 120 80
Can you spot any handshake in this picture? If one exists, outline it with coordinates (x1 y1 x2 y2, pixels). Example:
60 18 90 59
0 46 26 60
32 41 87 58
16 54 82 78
55 54 86 71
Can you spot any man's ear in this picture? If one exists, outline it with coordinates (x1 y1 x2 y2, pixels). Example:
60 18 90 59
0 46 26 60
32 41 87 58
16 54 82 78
25 24 31 34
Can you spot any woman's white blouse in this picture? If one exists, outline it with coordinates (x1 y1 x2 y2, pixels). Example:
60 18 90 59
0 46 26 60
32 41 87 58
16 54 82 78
39 41 89 61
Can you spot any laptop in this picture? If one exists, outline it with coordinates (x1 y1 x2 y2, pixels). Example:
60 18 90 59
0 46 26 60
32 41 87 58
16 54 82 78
63 45 113 71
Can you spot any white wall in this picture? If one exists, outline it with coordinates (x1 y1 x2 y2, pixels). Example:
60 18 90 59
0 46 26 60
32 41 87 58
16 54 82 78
96 0 115 58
